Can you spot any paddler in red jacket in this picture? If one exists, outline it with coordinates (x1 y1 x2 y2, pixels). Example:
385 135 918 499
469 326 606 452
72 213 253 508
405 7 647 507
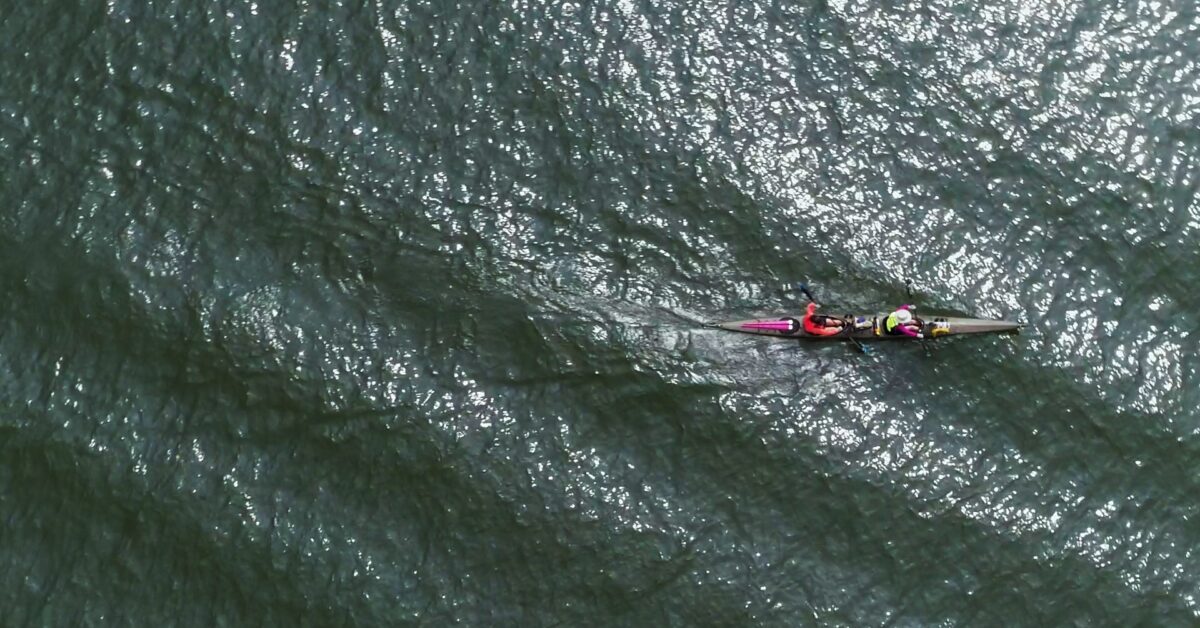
802 302 846 336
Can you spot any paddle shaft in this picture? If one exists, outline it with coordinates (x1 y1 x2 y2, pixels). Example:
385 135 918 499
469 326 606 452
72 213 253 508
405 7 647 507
797 283 818 304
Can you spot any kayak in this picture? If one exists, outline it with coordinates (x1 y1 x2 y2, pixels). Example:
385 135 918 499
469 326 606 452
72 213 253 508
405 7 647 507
711 313 1022 341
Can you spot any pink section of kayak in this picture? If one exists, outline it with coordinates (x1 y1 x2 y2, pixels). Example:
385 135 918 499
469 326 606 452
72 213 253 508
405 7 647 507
740 320 794 331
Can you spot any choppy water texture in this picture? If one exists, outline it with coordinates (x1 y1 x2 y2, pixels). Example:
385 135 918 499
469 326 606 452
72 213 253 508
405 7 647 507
2 0 1199 625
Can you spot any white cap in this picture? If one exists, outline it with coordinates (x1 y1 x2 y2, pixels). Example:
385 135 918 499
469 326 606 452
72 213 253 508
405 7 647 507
894 309 913 324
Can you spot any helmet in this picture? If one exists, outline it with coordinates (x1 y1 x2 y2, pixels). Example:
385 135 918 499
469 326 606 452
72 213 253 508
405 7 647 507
894 309 912 324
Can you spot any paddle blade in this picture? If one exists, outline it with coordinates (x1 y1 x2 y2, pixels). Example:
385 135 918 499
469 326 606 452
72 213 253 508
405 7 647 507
797 283 817 303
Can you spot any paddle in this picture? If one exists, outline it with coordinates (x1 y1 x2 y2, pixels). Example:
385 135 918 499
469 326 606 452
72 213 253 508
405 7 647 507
845 329 870 354
797 283 869 354
797 282 818 304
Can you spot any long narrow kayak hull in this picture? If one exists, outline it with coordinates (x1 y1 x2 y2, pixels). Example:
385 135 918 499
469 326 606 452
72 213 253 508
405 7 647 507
712 314 1023 340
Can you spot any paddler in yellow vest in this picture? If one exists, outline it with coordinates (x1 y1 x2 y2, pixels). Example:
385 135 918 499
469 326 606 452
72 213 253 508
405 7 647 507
884 305 923 338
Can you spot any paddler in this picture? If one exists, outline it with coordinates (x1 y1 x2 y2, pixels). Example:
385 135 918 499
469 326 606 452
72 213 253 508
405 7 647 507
884 305 923 338
803 302 845 336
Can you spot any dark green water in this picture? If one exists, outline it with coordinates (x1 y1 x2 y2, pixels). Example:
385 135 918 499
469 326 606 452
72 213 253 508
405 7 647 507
2 0 1199 625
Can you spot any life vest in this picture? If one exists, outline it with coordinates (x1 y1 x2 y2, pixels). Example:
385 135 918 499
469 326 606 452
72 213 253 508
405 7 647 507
885 312 901 333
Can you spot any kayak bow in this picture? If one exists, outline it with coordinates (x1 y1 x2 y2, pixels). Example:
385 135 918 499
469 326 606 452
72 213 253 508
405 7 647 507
713 313 1022 341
